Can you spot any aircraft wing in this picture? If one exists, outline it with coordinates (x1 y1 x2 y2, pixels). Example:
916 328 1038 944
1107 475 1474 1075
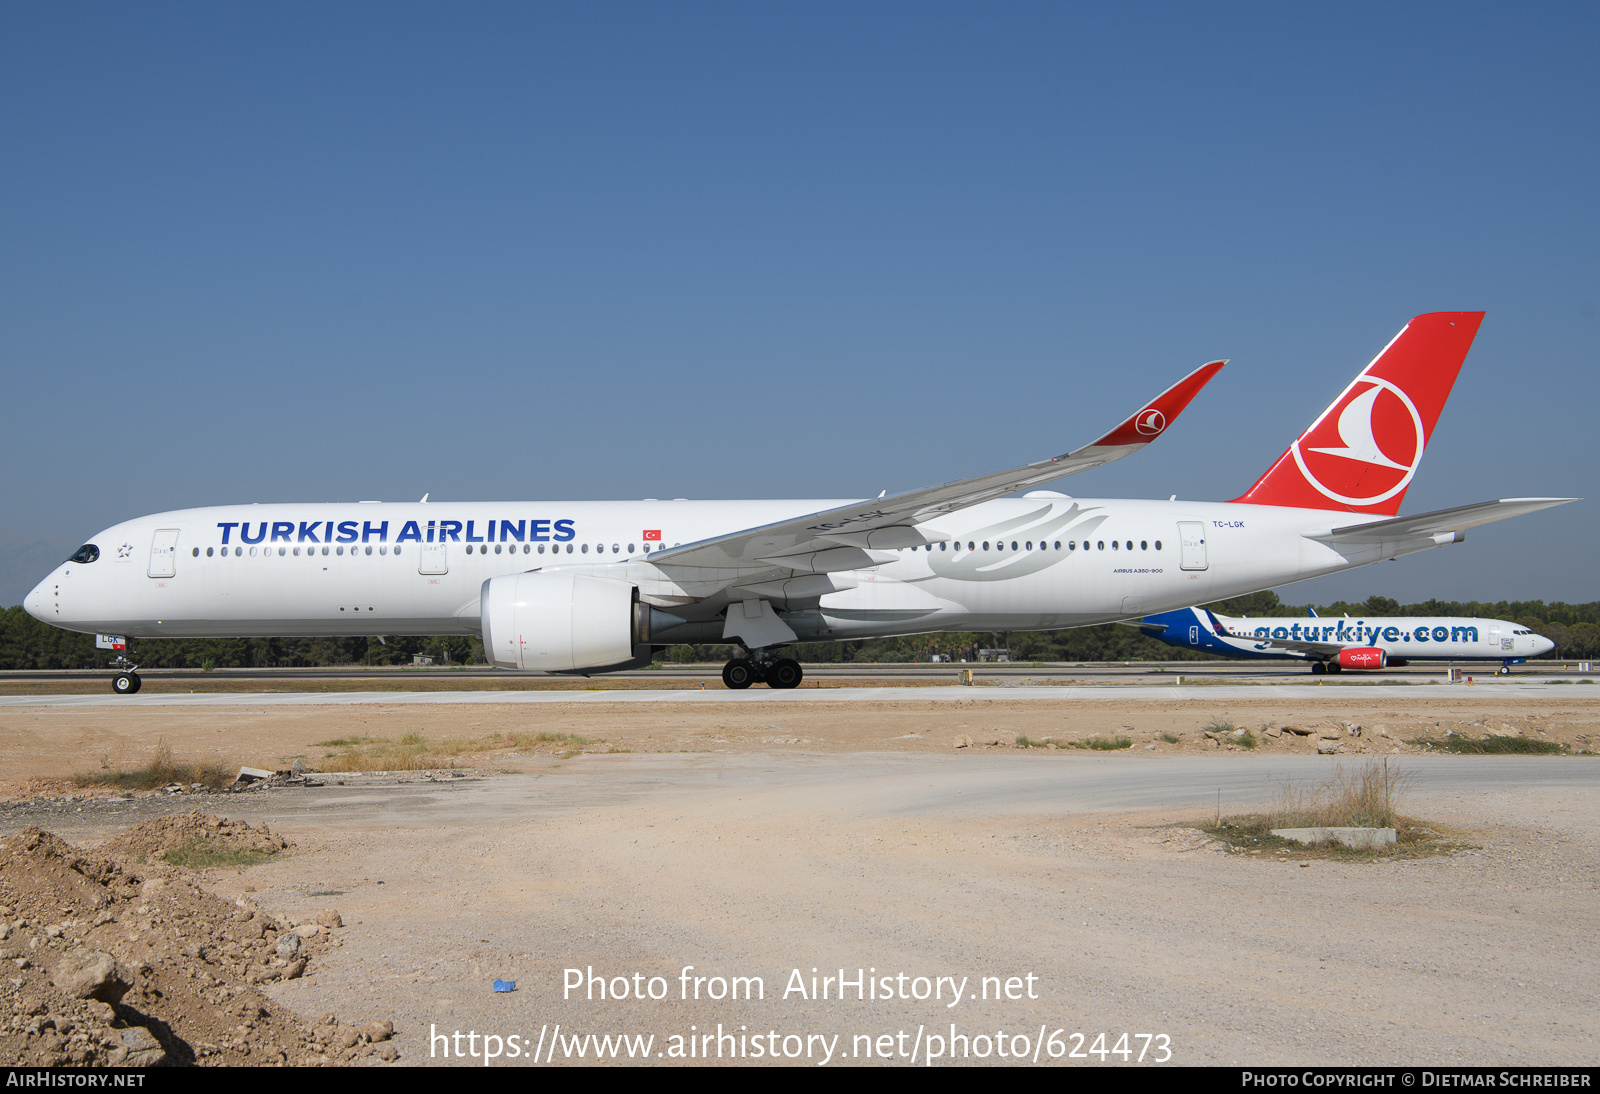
649 360 1226 572
1224 633 1341 658
1308 498 1578 544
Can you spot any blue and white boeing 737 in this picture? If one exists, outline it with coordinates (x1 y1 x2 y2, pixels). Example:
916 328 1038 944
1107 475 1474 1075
24 312 1577 692
1136 606 1554 674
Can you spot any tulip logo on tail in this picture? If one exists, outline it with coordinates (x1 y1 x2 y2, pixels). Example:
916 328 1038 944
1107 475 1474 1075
1290 377 1426 507
1231 312 1482 514
1134 409 1166 436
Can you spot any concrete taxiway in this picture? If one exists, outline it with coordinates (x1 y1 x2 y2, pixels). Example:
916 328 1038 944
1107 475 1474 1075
0 680 1586 708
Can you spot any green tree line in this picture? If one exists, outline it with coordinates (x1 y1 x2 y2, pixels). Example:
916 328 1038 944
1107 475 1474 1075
0 608 485 670
5 591 1597 670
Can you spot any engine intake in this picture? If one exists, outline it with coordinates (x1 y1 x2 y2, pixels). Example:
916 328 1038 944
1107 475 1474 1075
481 572 652 672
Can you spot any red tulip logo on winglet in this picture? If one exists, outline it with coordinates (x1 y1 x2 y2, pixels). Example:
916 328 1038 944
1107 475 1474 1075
1134 409 1166 436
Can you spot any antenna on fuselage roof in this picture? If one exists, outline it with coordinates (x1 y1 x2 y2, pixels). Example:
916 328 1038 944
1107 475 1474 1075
420 493 429 503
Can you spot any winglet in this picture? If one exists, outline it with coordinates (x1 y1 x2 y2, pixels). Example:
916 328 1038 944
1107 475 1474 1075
1083 360 1226 450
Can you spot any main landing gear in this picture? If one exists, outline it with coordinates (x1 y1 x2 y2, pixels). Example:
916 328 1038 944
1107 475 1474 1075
722 652 803 690
110 656 142 695
1310 661 1342 675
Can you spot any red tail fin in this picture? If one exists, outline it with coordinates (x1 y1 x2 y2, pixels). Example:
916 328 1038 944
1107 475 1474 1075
1232 311 1484 515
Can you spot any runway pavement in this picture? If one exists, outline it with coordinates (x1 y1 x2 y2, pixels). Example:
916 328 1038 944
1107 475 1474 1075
0 680 1585 707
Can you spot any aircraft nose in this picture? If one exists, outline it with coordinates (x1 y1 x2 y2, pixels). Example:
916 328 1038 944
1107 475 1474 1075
1534 635 1555 656
23 575 52 622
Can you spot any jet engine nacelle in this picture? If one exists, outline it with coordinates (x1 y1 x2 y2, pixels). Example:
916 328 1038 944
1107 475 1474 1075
1337 647 1388 671
481 572 653 671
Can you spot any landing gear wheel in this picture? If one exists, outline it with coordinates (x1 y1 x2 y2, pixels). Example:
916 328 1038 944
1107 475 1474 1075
766 658 803 689
722 659 756 690
1327 662 1342 674
1310 662 1326 676
112 672 141 695
1498 665 1511 676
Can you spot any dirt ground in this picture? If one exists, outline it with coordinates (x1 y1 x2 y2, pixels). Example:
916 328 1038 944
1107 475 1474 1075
0 818 395 1066
0 694 1595 799
2 692 1597 1067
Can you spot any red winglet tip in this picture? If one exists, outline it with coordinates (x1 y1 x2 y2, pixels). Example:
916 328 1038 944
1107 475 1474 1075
1091 359 1225 448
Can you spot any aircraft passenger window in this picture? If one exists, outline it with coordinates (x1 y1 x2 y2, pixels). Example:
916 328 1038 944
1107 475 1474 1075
235 547 243 556
581 543 589 554
968 542 975 551
494 544 501 554
1112 541 1119 550
1141 541 1148 550
336 546 344 556
566 544 573 553
192 548 198 557
940 543 947 551
538 544 545 554
1097 541 1104 550
69 544 100 564
395 546 402 556
381 545 389 555
365 545 373 555
612 543 620 553
1025 541 1032 550
206 547 213 557
1054 541 1061 550
523 544 530 553
249 547 257 557
1009 541 1017 551
321 546 329 555
1155 540 1162 550
982 542 990 551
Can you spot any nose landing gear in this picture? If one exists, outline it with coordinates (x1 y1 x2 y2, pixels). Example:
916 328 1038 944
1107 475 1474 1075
110 656 141 694
721 652 803 690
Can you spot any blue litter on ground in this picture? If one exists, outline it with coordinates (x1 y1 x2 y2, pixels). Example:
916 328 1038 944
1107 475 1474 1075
493 979 516 993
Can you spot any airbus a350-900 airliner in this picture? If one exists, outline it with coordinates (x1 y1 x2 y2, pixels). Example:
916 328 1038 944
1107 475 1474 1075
24 312 1575 692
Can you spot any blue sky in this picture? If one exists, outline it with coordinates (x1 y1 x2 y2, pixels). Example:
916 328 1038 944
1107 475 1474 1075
3 3 1595 609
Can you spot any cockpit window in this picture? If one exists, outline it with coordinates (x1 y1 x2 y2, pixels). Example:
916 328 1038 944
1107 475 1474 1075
69 544 100 564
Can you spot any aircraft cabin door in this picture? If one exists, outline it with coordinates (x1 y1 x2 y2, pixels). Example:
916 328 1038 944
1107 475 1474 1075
148 529 180 578
419 543 448 576
1177 522 1208 571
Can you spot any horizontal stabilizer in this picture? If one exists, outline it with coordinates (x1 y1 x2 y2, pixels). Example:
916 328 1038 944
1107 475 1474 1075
1309 497 1577 543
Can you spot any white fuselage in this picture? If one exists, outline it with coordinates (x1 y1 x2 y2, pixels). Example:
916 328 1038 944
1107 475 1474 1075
25 495 1441 645
1203 612 1552 661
